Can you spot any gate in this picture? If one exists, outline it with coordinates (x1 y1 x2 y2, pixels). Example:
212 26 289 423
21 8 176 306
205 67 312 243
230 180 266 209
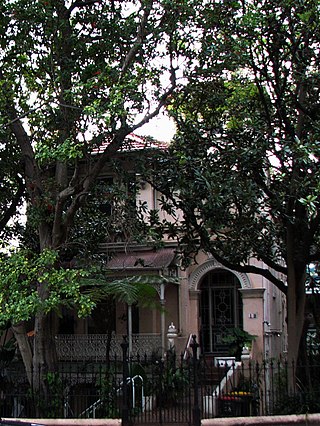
121 336 200 426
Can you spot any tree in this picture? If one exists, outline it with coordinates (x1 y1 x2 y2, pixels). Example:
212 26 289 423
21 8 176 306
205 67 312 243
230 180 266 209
144 0 320 366
0 0 204 395
0 248 161 383
0 248 95 385
0 130 25 244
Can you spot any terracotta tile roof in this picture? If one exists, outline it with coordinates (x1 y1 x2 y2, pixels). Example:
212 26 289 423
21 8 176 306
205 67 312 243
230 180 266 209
92 133 168 155
107 248 176 270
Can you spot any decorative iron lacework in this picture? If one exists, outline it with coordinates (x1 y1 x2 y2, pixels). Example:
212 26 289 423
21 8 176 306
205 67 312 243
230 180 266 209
189 258 251 292
55 333 162 361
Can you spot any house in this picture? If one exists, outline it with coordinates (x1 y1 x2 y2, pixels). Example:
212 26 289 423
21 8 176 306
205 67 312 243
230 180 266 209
55 134 288 364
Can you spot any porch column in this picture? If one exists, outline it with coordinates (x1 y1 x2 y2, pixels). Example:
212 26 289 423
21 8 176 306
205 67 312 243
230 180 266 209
128 304 132 355
239 288 265 360
160 282 165 352
189 290 201 337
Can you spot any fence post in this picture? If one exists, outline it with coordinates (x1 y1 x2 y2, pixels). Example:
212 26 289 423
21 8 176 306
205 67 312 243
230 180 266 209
190 334 201 426
121 335 130 426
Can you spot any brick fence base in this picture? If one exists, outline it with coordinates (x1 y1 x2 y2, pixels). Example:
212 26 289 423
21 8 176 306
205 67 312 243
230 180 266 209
202 413 320 425
2 419 121 426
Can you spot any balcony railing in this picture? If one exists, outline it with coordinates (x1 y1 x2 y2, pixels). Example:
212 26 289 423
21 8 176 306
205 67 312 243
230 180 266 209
55 333 162 361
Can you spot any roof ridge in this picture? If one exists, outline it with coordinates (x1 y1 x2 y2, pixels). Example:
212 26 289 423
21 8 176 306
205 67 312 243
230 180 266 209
92 132 169 155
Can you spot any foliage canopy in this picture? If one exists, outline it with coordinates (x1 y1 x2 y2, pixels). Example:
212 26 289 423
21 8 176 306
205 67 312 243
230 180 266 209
0 0 204 384
142 0 320 362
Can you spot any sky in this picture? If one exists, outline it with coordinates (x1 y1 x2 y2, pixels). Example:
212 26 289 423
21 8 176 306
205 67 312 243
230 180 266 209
136 112 176 143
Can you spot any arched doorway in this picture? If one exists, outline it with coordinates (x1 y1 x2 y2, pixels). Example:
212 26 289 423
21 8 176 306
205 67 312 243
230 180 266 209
200 269 243 354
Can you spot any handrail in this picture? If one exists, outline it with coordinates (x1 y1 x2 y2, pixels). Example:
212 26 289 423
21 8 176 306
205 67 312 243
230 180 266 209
79 374 144 418
183 333 194 360
203 361 242 417
214 361 242 397
127 375 144 409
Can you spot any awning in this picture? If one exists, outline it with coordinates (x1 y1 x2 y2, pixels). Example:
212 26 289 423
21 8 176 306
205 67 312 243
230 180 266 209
107 248 176 271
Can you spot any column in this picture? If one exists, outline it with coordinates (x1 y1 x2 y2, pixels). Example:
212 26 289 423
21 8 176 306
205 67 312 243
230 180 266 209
239 288 265 360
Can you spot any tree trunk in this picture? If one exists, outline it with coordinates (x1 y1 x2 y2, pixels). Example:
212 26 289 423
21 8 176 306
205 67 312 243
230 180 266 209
32 278 59 389
11 323 57 416
11 322 33 384
286 253 306 392
287 278 305 363
32 221 60 411
33 313 58 388
286 224 307 390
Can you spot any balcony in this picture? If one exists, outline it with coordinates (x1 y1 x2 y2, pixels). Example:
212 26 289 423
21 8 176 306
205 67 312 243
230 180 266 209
55 333 162 361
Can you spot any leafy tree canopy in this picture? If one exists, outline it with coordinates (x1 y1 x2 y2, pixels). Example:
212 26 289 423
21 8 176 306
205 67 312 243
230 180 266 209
0 0 205 383
0 247 164 327
142 0 320 362
0 0 204 251
0 249 95 326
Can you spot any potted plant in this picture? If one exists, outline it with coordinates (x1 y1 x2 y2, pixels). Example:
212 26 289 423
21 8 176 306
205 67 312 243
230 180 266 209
221 328 256 361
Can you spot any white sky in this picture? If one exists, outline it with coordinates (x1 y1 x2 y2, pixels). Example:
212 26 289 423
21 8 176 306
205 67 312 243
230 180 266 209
136 113 176 142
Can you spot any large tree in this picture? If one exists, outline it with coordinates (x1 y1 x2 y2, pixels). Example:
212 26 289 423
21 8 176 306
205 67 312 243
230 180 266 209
0 130 24 244
144 0 320 366
0 0 203 394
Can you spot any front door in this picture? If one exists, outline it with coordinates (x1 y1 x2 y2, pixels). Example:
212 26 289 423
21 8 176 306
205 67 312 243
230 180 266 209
200 269 243 354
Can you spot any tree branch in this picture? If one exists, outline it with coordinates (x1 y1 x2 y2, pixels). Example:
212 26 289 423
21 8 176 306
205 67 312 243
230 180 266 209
0 174 24 231
1 104 46 129
131 66 176 132
120 2 154 77
253 249 287 275
211 248 288 295
69 0 101 14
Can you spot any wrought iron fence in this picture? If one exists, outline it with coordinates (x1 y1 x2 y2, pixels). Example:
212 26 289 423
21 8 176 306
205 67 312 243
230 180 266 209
1 337 320 425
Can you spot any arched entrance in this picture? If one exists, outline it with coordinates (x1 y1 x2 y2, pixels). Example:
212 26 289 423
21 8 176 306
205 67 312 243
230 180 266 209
200 269 243 354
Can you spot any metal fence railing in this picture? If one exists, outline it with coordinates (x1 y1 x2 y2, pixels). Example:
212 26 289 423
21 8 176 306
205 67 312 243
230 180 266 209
1 336 320 425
